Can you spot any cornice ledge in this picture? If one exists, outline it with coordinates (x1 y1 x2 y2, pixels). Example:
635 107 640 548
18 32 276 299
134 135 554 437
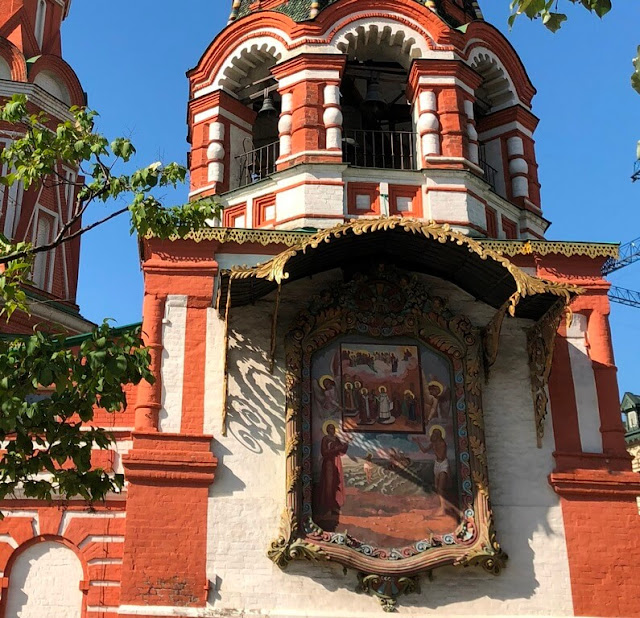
122 431 217 485
549 469 640 498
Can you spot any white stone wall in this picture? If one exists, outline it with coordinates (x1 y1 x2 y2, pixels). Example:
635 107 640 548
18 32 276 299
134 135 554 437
203 273 574 616
6 541 84 618
159 294 188 433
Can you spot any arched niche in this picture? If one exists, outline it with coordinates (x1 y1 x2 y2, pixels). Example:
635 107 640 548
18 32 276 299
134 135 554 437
34 70 72 105
5 540 84 617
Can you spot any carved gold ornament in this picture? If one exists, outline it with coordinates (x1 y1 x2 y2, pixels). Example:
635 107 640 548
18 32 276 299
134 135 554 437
526 301 570 448
227 218 580 317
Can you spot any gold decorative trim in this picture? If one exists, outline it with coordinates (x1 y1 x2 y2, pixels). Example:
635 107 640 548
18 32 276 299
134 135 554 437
221 280 232 437
269 284 282 374
149 227 311 247
481 239 618 259
228 218 581 317
526 301 569 448
147 224 618 260
481 302 509 379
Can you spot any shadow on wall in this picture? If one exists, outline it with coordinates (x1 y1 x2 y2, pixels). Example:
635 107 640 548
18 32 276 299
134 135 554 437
225 324 286 456
208 441 246 497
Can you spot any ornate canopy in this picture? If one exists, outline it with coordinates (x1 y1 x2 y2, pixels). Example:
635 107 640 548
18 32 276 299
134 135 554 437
219 218 579 321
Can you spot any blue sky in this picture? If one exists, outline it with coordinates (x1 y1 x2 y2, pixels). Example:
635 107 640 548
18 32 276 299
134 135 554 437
62 2 640 395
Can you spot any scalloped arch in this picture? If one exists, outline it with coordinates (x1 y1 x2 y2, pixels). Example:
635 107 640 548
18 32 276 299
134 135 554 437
188 12 295 93
212 36 288 93
331 16 432 67
468 46 518 110
463 22 536 107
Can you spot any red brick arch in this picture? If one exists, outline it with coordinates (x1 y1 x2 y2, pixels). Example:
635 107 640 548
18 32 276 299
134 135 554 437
188 0 463 94
0 38 27 82
28 54 85 107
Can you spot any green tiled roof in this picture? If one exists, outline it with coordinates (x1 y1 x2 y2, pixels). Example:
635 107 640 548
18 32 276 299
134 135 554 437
229 0 483 26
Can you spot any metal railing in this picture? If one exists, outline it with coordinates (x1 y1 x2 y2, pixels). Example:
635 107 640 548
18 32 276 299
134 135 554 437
235 141 280 189
342 129 417 170
478 145 498 192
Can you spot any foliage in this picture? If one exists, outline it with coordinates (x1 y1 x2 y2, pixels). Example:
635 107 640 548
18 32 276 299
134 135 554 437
0 94 220 504
509 0 640 94
0 322 152 501
0 94 219 316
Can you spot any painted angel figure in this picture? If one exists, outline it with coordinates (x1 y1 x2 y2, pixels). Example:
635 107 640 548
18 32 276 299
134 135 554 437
314 375 341 411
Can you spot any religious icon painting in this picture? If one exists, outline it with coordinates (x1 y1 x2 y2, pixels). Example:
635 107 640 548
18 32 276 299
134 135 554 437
340 343 425 433
313 338 458 548
269 268 507 606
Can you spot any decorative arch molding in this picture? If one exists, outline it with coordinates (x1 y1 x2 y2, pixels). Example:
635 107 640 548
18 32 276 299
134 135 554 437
467 46 518 111
28 54 84 107
463 22 536 107
309 0 458 48
212 35 289 93
0 38 27 82
188 13 296 94
330 15 435 65
189 0 461 93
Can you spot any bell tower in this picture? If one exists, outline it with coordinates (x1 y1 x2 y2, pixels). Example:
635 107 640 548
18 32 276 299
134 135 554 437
187 0 544 239
0 0 90 334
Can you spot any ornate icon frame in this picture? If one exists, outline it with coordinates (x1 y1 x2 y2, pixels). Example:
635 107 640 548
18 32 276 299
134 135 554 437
268 268 506 590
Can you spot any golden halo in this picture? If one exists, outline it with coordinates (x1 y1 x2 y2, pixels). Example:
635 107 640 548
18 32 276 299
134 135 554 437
427 380 444 396
378 386 387 393
322 420 339 435
361 387 368 394
404 389 415 397
354 380 362 388
319 375 335 389
344 382 353 390
429 424 446 439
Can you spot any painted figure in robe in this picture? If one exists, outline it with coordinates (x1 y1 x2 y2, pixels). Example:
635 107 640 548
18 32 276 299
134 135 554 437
317 423 350 514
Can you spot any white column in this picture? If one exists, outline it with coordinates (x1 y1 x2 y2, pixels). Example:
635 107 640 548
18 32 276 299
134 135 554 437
507 136 529 198
206 121 225 184
278 92 293 158
416 89 440 163
464 99 479 165
323 84 343 151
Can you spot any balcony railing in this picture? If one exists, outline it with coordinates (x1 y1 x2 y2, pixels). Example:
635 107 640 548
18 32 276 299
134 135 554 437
343 129 417 170
479 145 498 192
235 140 280 189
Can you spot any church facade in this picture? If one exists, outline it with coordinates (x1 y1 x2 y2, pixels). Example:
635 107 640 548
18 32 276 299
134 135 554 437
0 1 639 617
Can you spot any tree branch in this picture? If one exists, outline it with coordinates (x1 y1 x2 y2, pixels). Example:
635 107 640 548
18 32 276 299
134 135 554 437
0 205 130 265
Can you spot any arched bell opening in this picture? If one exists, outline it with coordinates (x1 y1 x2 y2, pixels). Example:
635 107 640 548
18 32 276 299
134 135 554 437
336 24 422 171
218 43 283 189
469 49 519 201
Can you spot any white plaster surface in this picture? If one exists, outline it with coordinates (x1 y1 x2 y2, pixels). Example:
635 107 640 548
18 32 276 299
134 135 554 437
6 541 83 617
159 295 188 433
566 314 603 454
203 274 574 616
